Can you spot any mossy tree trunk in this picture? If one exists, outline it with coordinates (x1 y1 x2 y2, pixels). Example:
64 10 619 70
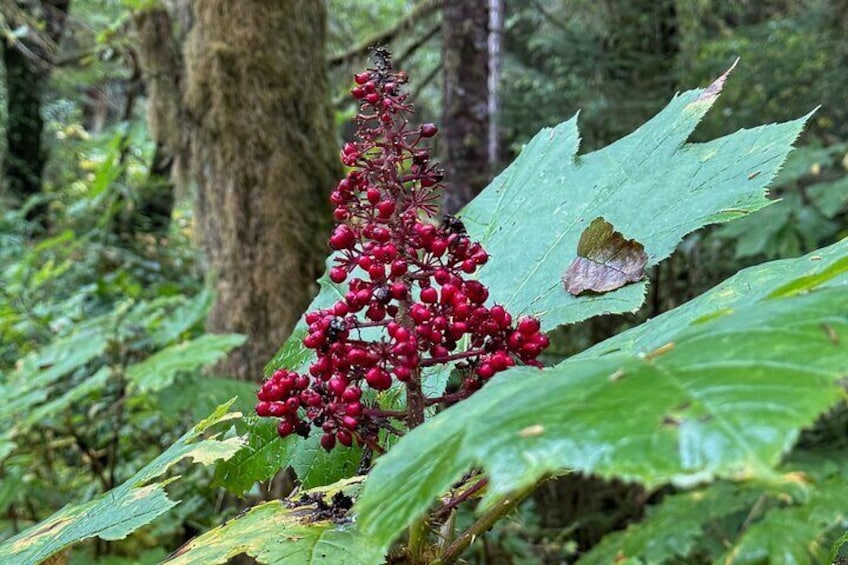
441 0 493 214
182 0 338 380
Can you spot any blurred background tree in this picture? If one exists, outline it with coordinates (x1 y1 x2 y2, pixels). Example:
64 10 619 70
2 0 848 562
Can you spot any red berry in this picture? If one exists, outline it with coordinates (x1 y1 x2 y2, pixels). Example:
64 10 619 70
330 267 347 284
390 282 408 300
366 187 381 204
366 304 386 321
337 429 353 447
346 401 363 416
395 366 411 381
420 287 438 303
366 367 392 390
377 200 396 218
430 238 447 257
476 363 495 379
518 317 541 337
278 420 295 437
420 123 438 137
321 433 336 451
342 387 362 402
354 71 371 85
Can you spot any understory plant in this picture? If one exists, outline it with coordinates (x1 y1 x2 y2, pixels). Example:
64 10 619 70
5 51 848 565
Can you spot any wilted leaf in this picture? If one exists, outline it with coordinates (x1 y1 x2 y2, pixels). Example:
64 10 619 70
562 217 648 295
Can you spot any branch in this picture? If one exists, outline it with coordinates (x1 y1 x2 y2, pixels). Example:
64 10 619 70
328 0 440 67
410 62 441 102
395 21 440 69
433 480 541 564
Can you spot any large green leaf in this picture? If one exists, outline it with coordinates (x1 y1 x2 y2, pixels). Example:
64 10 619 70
461 66 810 331
254 69 809 494
126 333 246 392
163 477 382 565
0 402 244 565
355 286 848 548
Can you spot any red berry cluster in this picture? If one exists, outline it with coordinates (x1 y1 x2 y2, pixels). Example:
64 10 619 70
257 49 548 451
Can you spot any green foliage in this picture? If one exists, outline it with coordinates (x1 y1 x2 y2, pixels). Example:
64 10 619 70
162 477 381 565
716 142 848 260
0 402 243 565
463 66 808 331
580 450 848 564
126 333 247 393
213 418 361 495
250 70 810 500
355 284 848 547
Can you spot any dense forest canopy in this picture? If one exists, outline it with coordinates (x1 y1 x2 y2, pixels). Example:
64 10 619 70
1 1 848 564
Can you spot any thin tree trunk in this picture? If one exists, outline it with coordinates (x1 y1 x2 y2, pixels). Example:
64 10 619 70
131 6 188 233
2 0 71 224
441 0 492 214
183 0 338 380
3 45 46 205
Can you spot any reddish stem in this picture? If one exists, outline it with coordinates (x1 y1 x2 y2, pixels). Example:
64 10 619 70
434 477 489 518
421 349 483 367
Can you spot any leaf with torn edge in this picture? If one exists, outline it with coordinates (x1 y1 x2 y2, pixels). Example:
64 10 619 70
562 217 648 295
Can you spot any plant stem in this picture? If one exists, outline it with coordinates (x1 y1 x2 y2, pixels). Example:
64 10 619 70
433 481 539 565
407 514 430 563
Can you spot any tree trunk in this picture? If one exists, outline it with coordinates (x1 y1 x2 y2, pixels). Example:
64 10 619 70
441 0 493 214
3 45 46 206
131 6 188 233
182 0 338 380
2 0 71 222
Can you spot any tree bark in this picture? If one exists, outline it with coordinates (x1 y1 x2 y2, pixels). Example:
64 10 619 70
131 6 188 233
441 0 493 214
2 0 71 222
183 0 338 380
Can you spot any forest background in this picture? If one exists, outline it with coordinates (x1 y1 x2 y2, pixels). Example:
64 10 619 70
2 1 848 563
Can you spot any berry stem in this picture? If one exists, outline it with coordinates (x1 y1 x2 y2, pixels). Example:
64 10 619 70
399 300 427 429
420 349 484 367
424 390 471 406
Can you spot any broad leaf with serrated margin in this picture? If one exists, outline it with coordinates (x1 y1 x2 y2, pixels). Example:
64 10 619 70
356 286 848 548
